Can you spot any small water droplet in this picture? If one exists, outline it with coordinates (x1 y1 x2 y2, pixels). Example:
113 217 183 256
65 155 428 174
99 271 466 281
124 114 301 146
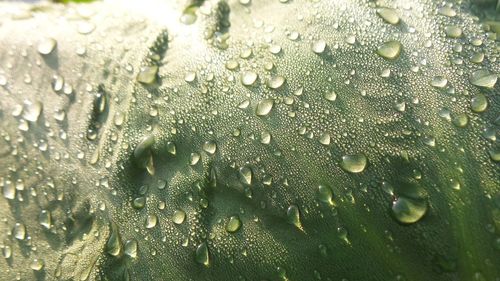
268 76 285 89
13 223 26 240
444 25 462 38
324 91 337 101
430 76 448 88
30 259 44 271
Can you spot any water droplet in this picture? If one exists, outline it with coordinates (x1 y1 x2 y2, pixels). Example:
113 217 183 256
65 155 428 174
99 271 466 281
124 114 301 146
317 185 334 205
444 25 462 38
37 38 57 55
392 197 427 224
106 223 122 256
489 147 500 162
39 210 51 229
318 133 331 145
184 71 196 82
438 6 456 17
256 98 274 116
77 21 95 34
30 259 44 271
470 70 497 88
166 141 177 156
239 166 252 185
3 181 15 200
0 74 6 86
452 113 468 128
13 223 26 240
124 239 138 258
268 76 285 89
430 76 448 88
146 214 158 228
340 153 368 173
225 60 239 70
172 209 186 224
190 152 200 166
134 135 155 170
202 141 217 155
195 242 210 266
324 91 337 101
376 40 402 60
23 100 42 122
312 40 326 54
286 205 302 229
136 65 158 85
226 216 242 233
241 71 258 86
376 8 400 25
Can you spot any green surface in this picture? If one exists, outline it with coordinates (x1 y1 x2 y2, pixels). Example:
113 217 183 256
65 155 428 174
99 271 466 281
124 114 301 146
0 0 499 280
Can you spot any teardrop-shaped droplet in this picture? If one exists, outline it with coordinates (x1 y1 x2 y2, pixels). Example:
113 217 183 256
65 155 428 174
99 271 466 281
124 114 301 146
239 166 252 185
444 25 462 38
195 242 210 266
317 185 334 205
430 76 448 88
202 141 217 155
172 209 186 225
268 76 285 89
286 205 302 229
469 70 497 88
106 223 122 256
137 65 158 85
39 210 51 229
134 135 155 169
241 71 258 86
340 153 368 173
30 259 44 271
23 100 43 122
146 214 158 229
324 91 337 101
37 38 57 55
391 196 427 224
312 40 326 54
13 223 26 240
376 8 400 25
226 216 242 233
376 40 402 60
124 239 138 258
470 94 488 113
318 133 331 146
256 98 274 116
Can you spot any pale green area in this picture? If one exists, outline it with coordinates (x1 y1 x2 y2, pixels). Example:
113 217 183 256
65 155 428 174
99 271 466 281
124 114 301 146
0 0 499 280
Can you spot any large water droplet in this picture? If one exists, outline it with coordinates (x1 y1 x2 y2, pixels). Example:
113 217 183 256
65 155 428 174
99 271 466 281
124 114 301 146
172 209 186 225
23 100 42 122
37 38 57 55
136 65 158 85
391 197 427 224
286 205 302 229
195 242 210 266
239 166 252 185
226 216 242 233
376 8 400 25
146 214 158 228
376 40 402 60
124 239 138 258
312 40 326 54
241 71 258 86
317 185 334 205
469 70 497 88
256 98 274 116
340 153 368 173
39 210 51 229
202 141 217 155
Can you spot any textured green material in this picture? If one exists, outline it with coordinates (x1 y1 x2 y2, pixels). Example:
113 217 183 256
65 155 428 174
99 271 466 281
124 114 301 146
0 0 499 280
